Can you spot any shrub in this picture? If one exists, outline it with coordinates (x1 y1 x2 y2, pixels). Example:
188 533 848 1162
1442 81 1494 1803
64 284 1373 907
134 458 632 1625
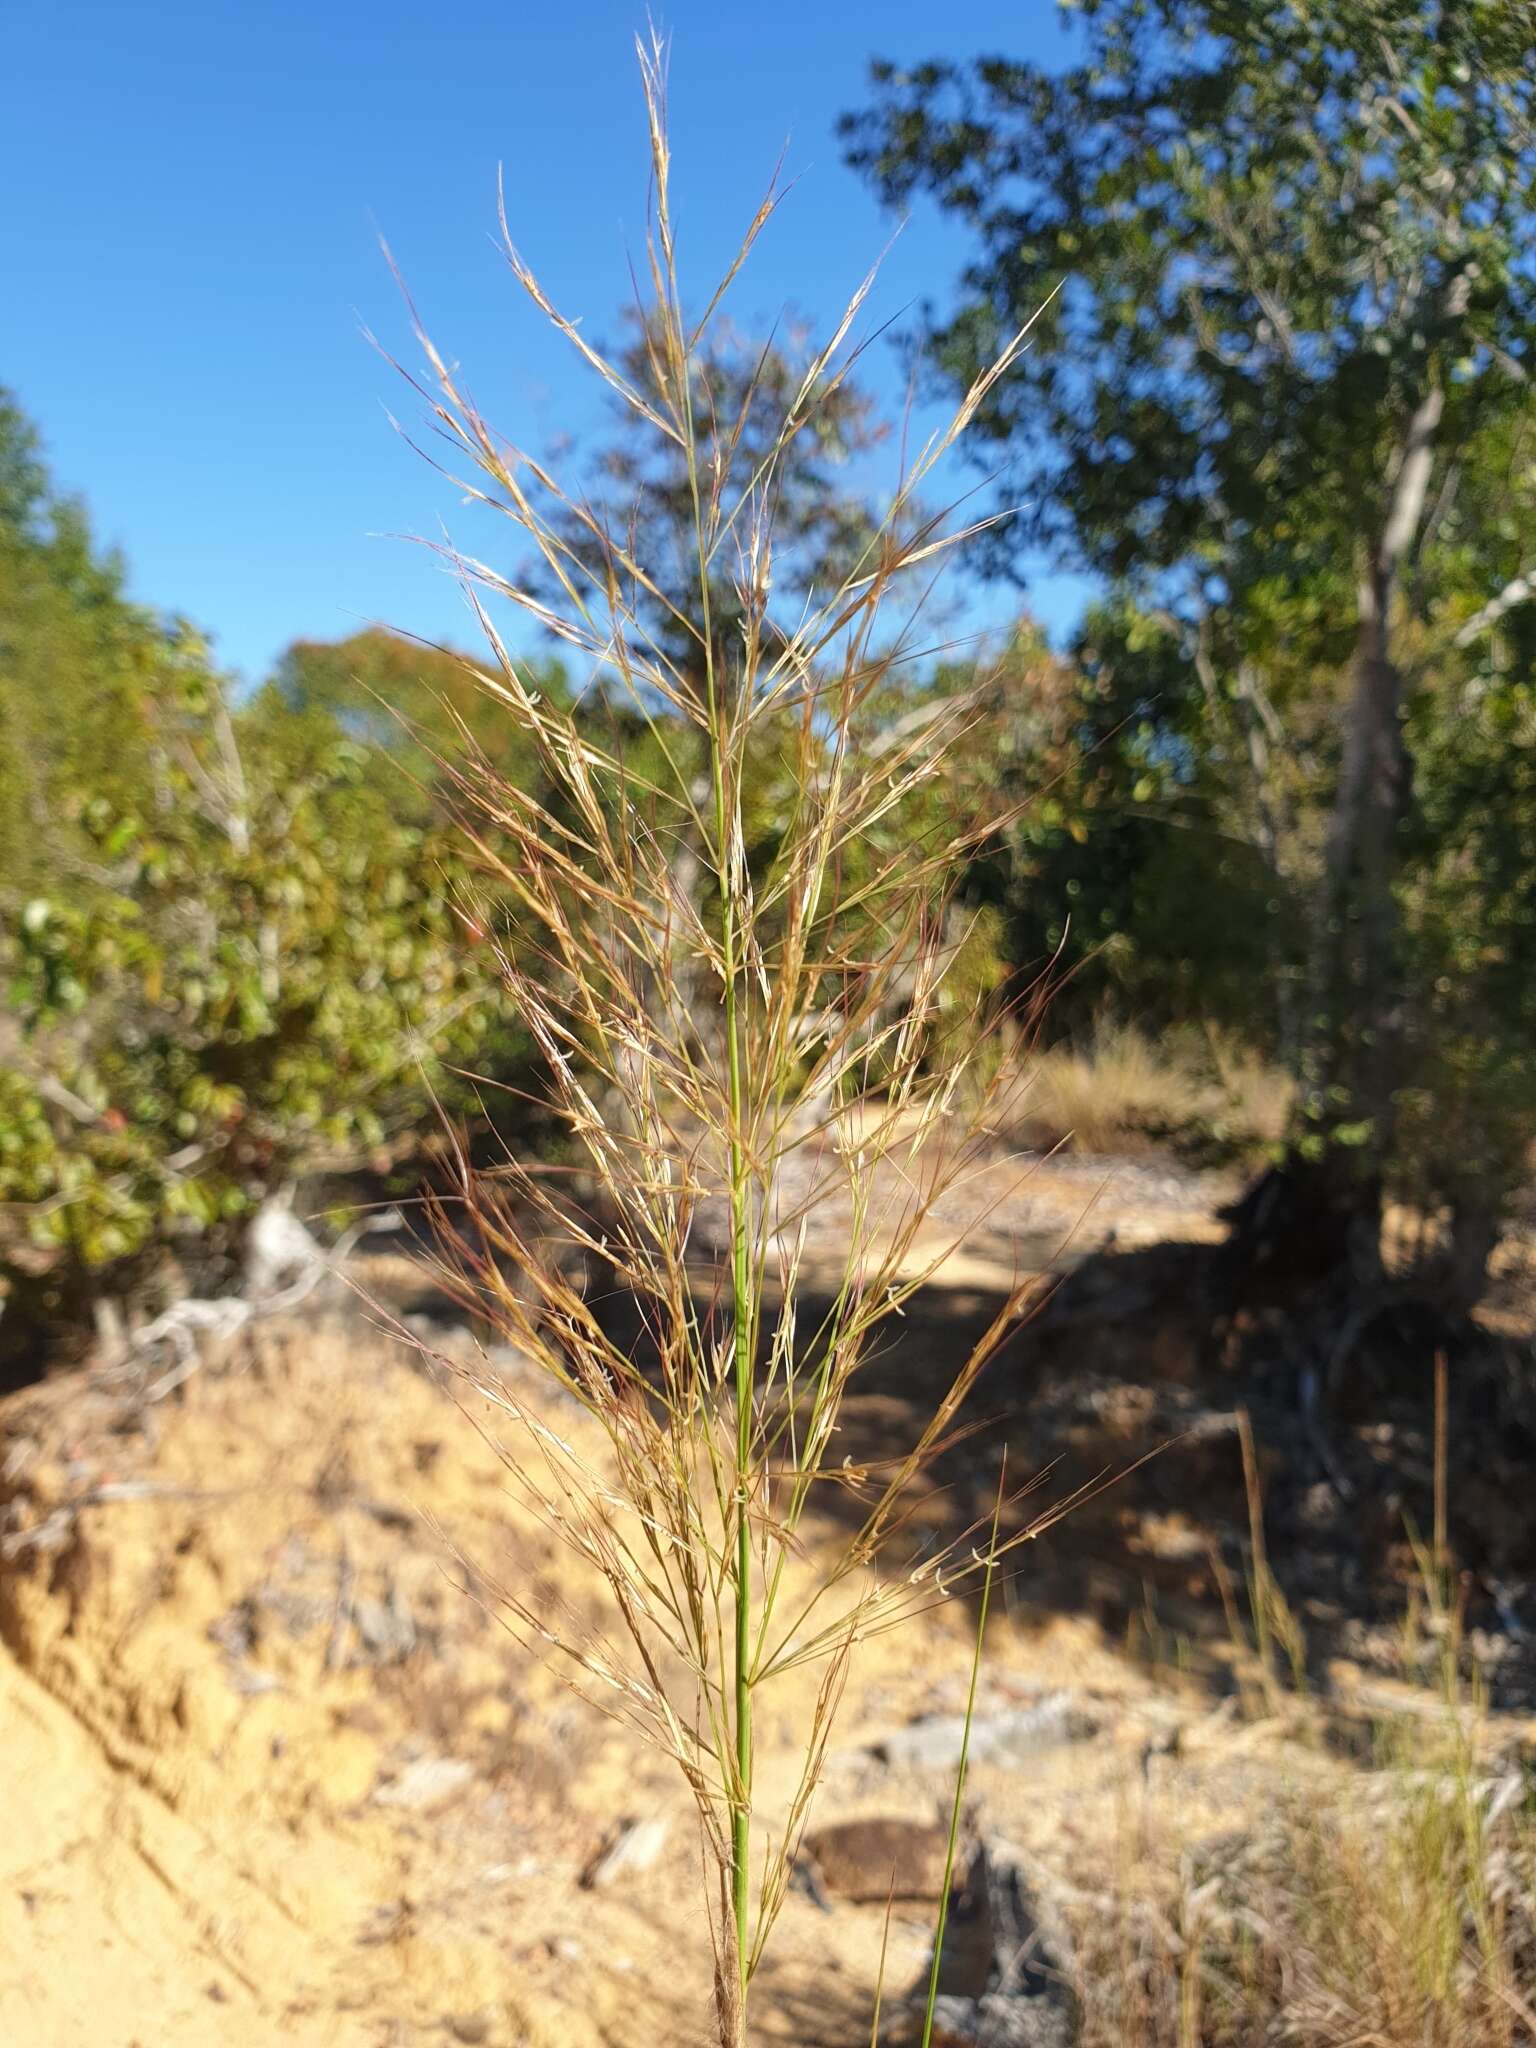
0 646 514 1352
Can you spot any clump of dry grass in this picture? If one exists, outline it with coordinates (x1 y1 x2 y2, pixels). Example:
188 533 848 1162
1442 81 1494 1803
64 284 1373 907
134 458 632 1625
1021 1023 1203 1155
1202 1029 1293 1151
1068 1754 1536 2048
1004 1020 1292 1159
1070 1381 1536 2048
376 36 1057 2046
1273 1751 1536 2047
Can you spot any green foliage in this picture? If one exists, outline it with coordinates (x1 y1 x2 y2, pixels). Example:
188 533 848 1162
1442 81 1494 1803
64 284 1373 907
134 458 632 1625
956 619 1296 1038
2 657 512 1280
842 0 1536 596
511 314 1014 1072
1398 664 1536 1225
263 625 569 813
0 391 166 893
10 0 1536 1333
0 399 531 1325
0 340 929 1330
844 0 1536 1267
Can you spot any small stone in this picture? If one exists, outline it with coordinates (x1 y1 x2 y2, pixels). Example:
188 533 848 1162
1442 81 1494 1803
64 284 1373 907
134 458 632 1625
373 1755 475 1810
353 1588 417 1662
797 1817 960 1905
872 1694 1095 1771
581 1816 670 1889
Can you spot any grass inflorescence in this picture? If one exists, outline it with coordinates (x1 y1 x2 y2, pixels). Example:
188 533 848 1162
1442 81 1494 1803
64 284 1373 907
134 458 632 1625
381 36 1054 2043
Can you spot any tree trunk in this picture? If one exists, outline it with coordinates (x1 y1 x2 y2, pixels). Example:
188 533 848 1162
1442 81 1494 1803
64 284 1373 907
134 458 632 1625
1231 380 1447 1299
1302 559 1411 1284
1441 1193 1500 1316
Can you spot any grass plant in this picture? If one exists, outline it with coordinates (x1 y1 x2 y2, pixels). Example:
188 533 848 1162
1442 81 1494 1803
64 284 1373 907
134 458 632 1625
383 36 1053 2043
1071 1365 1536 2046
1004 1019 1293 1162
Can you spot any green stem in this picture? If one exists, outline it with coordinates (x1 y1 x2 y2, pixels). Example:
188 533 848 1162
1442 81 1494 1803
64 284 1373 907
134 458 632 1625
920 1465 1004 2048
726 935 754 2003
675 334 755 2023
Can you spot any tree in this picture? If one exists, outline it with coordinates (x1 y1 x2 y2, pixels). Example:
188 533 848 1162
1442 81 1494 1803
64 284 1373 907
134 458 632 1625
262 625 569 818
843 0 1536 1286
952 613 1297 1043
533 307 891 701
499 310 926 1059
0 405 525 1361
1392 401 1536 1295
1 652 514 1365
0 390 164 894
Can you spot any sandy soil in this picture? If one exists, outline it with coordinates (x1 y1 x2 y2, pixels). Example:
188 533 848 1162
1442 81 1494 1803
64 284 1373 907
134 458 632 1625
1 1155 1524 2046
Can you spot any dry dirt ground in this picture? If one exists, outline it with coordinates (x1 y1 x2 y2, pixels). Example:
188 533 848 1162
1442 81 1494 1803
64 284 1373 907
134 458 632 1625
1 1155 1531 2046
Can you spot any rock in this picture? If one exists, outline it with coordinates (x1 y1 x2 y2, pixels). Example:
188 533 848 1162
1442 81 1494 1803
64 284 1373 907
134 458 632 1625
796 1816 971 1906
900 1991 1077 2048
871 1694 1096 1771
372 1755 475 1810
244 1194 324 1298
883 1844 1079 2048
580 1815 670 1889
353 1588 417 1663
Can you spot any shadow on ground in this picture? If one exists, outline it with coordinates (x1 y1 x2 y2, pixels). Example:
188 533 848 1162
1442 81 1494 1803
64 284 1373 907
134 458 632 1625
575 1228 1536 1714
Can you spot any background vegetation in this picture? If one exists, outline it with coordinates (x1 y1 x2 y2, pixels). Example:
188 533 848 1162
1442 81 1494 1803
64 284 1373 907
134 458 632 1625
4 0 1536 1363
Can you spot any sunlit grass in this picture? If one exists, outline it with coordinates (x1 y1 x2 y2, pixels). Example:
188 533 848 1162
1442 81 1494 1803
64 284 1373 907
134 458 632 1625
1003 1019 1292 1160
380 34 1053 2044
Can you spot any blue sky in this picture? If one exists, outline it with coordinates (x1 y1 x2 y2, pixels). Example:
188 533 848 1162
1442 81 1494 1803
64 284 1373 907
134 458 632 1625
2 1 1095 687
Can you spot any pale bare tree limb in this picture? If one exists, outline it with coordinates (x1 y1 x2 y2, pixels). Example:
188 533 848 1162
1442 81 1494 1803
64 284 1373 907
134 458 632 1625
1453 565 1536 648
